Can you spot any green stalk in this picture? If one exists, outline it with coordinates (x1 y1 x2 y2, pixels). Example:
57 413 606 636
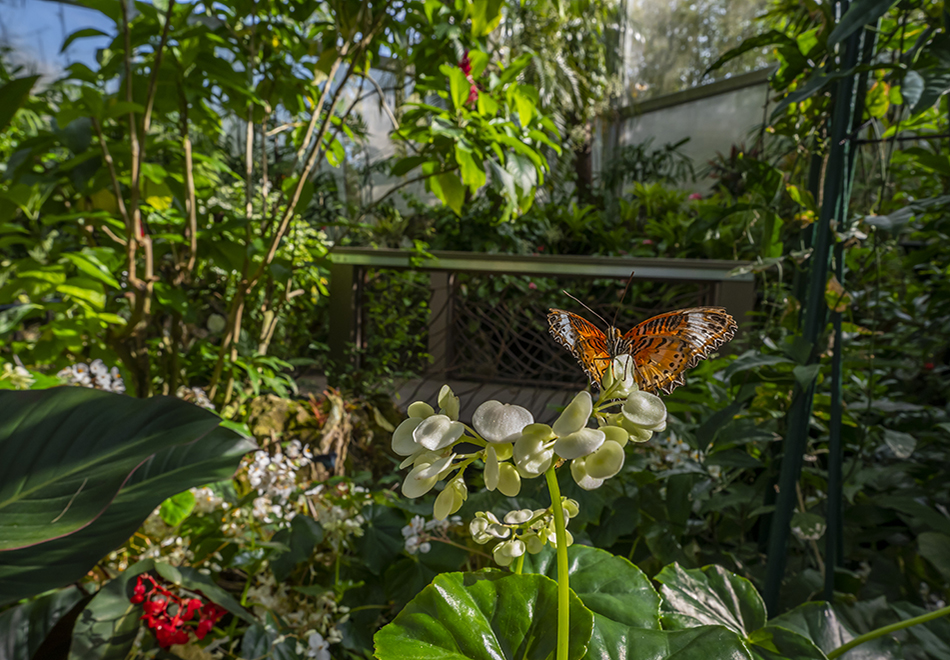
545 465 570 660
827 604 950 659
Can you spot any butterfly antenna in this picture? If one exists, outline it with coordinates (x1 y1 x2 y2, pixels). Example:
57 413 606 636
610 271 636 327
562 290 611 328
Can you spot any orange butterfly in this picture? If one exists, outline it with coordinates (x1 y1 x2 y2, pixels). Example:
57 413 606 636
548 306 737 395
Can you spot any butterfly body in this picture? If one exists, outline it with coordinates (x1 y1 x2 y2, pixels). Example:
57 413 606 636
548 306 737 395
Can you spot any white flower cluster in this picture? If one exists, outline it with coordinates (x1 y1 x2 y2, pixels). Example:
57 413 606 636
401 514 462 554
645 432 721 479
176 385 215 410
247 574 347 651
191 486 227 515
1 362 33 389
246 440 314 524
391 357 667 566
469 503 579 567
57 359 126 393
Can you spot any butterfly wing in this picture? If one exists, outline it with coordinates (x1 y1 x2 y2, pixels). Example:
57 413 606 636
548 309 612 386
620 307 737 394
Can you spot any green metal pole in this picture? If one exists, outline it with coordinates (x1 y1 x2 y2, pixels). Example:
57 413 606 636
763 1 864 614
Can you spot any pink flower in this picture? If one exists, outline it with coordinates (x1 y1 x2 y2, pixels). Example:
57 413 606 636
642 239 653 245
689 193 702 200
528 282 537 290
459 51 472 76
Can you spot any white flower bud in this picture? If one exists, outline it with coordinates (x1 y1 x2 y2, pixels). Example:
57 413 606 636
570 457 605 491
585 440 625 479
434 479 466 520
493 539 526 567
393 418 423 456
403 463 440 498
513 426 555 477
504 509 534 525
496 463 521 497
437 385 460 421
484 445 500 491
602 425 629 448
562 499 579 518
603 355 636 397
619 415 654 442
622 391 667 430
473 401 534 443
408 401 436 419
553 391 593 437
554 427 605 460
524 533 546 554
413 414 465 451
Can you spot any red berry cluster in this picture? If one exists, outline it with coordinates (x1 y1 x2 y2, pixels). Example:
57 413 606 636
458 50 479 105
130 574 227 649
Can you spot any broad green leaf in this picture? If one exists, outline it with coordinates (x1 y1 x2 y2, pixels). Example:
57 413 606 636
918 532 950 580
468 50 490 77
828 0 898 46
0 75 41 134
723 351 794 380
61 28 108 53
447 65 471 112
57 278 106 310
655 563 766 637
747 626 827 660
270 515 325 582
865 81 890 118
0 388 256 605
356 504 405 575
793 364 822 390
432 172 466 216
241 612 299 660
455 146 486 193
68 562 153 660
882 428 915 459
470 0 504 37
391 155 430 177
704 30 796 75
60 251 120 288
511 84 539 127
152 562 256 623
159 489 196 526
0 586 86 660
769 602 899 659
616 626 754 660
374 570 594 660
524 545 661 659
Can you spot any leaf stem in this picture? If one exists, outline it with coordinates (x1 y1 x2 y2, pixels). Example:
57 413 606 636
827 604 950 659
544 465 569 660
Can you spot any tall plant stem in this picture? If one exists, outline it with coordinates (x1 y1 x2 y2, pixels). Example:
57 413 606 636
827 604 950 659
544 465 569 660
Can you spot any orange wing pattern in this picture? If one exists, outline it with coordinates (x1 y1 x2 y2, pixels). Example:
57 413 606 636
548 306 737 395
620 307 737 394
547 309 613 386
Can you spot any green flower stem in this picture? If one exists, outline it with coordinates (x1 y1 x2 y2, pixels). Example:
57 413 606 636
545 464 570 660
513 552 525 575
827 603 950 659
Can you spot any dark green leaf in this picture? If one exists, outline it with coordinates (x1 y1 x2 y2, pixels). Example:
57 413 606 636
374 570 594 660
0 389 256 605
616 626 754 660
0 587 85 660
917 532 950 580
61 28 109 53
828 0 898 46
655 563 766 637
769 602 899 659
0 75 42 134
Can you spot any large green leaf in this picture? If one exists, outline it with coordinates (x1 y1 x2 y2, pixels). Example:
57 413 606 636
769 602 900 660
617 626 755 659
0 75 41 134
655 563 766 637
0 587 87 660
747 626 827 660
524 544 661 659
828 0 898 46
374 570 594 660
0 388 256 605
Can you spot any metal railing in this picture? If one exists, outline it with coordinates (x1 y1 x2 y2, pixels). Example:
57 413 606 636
327 248 755 386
